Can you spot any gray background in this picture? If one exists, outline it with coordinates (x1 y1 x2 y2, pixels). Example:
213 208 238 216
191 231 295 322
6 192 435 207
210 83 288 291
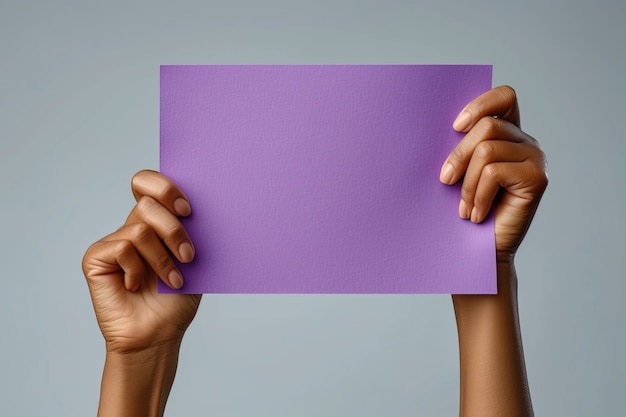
1 0 624 415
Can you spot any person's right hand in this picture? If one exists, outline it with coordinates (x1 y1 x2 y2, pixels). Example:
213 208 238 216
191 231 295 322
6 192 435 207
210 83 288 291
82 170 201 355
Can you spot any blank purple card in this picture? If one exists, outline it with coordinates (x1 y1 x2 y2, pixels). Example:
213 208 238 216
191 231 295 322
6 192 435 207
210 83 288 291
159 65 495 294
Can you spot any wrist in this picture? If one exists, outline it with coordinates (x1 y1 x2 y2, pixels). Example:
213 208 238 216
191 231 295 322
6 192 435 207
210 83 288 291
104 341 181 373
496 250 516 267
452 262 519 327
98 343 181 417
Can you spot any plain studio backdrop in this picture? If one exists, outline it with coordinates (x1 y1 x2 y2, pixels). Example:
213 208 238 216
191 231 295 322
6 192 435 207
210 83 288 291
1 1 623 416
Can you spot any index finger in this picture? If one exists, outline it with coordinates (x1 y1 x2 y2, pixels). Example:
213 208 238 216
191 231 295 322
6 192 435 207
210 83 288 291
453 85 520 132
131 170 191 217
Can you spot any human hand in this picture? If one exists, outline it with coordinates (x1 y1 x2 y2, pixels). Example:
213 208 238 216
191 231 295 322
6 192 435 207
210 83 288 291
439 86 548 261
82 170 201 355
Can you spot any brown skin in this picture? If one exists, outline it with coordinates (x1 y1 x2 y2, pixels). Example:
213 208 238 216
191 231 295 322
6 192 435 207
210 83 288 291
443 86 547 417
82 173 201 416
82 85 547 417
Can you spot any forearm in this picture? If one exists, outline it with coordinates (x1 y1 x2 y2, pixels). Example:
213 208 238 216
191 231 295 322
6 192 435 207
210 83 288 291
452 260 533 417
98 343 181 417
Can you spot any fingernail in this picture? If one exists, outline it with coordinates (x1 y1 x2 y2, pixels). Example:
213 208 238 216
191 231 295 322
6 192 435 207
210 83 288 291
470 206 479 223
439 163 454 184
459 200 470 219
179 242 195 263
174 198 191 216
168 270 184 289
453 111 471 132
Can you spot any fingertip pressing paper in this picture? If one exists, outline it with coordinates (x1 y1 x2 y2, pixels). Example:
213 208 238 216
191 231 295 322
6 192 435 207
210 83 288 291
159 65 495 294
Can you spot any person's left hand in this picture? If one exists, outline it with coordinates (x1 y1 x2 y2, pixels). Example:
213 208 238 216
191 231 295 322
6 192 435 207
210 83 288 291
439 85 548 261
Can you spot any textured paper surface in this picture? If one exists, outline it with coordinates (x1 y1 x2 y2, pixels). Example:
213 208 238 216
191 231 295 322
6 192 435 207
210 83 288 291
159 65 495 294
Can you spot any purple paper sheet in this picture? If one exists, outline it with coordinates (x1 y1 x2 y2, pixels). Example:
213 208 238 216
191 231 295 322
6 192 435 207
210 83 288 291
159 65 495 294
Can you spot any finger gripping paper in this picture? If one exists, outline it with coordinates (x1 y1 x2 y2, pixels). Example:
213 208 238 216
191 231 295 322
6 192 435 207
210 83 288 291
159 65 495 294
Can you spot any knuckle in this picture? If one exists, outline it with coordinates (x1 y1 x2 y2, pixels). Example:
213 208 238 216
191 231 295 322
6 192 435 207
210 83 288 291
131 170 146 192
476 116 498 137
483 163 499 180
136 195 159 216
82 240 109 276
475 141 497 161
499 85 517 104
534 146 548 164
166 222 186 241
448 145 466 166
115 239 135 255
155 181 177 204
525 132 541 148
540 172 549 190
524 153 548 183
131 222 153 243
81 243 98 276
154 254 173 271
533 164 549 191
